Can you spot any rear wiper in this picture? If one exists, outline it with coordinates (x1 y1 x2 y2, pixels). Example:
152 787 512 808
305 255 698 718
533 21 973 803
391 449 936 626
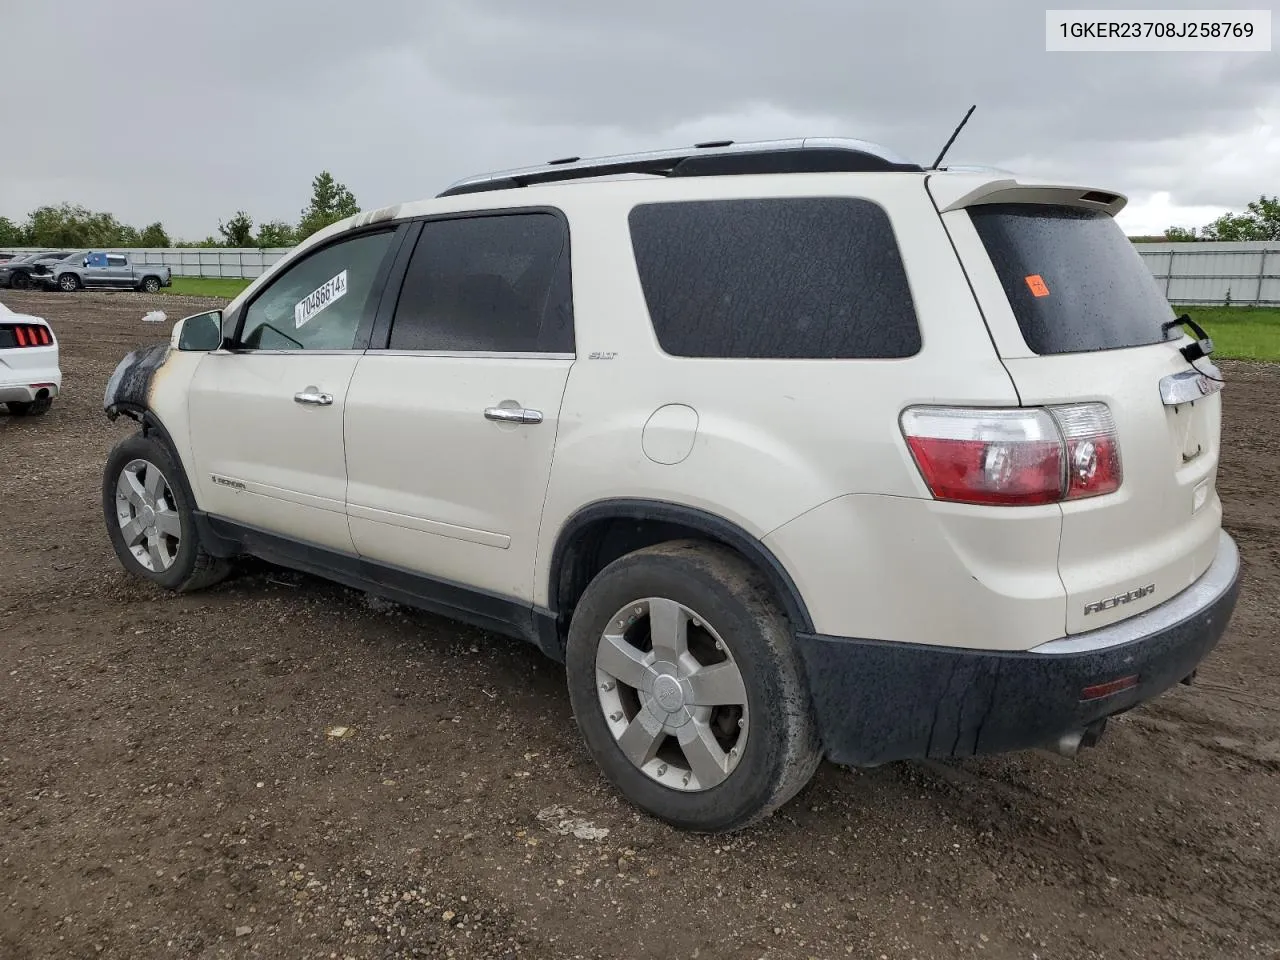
1161 314 1214 363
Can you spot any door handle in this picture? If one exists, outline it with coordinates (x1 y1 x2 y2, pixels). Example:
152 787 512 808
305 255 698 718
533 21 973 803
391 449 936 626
294 386 334 406
484 405 543 425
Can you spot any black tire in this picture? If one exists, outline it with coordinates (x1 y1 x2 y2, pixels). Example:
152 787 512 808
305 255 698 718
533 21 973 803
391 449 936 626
102 432 231 592
58 273 81 292
10 272 30 291
140 276 161 294
565 540 821 833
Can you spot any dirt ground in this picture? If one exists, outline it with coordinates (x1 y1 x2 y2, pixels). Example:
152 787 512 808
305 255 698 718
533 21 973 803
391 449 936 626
1 289 1278 960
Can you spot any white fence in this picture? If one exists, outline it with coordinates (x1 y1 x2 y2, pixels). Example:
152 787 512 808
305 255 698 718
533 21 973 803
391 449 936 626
4 241 1280 303
1135 241 1279 306
1 247 292 279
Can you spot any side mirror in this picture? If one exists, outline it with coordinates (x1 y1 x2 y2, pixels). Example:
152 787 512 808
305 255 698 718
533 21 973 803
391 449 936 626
82 257 90 267
176 310 225 351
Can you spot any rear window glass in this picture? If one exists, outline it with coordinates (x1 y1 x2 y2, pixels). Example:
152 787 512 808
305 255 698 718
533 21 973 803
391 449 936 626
969 204 1173 355
628 198 921 359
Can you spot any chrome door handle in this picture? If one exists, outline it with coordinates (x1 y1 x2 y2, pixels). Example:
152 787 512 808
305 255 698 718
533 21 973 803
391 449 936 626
484 405 543 425
294 387 334 406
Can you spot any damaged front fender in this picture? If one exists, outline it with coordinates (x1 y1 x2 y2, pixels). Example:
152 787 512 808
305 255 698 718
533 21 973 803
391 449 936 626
104 341 171 422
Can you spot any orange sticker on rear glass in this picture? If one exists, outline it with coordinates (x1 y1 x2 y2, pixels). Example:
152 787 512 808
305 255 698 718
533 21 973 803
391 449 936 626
1025 274 1050 297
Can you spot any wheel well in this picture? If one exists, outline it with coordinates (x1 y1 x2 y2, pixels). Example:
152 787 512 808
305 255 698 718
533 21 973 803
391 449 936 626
549 503 814 644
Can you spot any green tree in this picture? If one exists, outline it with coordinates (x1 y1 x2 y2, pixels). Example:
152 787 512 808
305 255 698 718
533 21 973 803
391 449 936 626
0 216 26 246
25 202 133 247
218 210 255 247
255 219 295 248
138 222 171 247
296 170 360 241
1199 195 1280 241
1163 226 1197 242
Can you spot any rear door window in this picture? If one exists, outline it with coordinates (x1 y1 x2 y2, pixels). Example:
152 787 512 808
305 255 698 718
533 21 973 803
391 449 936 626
387 212 573 354
968 203 1173 355
627 197 920 359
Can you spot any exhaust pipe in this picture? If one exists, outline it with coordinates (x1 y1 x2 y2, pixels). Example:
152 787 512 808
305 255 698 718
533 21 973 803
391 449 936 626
1052 718 1108 758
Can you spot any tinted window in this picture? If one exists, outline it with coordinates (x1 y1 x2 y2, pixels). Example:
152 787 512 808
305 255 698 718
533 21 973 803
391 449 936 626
628 198 920 359
107 255 127 267
969 204 1173 355
388 213 573 353
239 230 395 351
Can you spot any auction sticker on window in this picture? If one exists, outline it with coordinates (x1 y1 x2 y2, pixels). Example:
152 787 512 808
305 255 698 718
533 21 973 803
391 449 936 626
295 270 348 329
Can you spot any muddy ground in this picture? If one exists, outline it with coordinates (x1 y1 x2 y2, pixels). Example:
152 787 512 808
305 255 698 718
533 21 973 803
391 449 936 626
1 289 1278 960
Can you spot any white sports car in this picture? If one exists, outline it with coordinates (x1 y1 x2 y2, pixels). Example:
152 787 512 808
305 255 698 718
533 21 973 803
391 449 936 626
0 300 60 416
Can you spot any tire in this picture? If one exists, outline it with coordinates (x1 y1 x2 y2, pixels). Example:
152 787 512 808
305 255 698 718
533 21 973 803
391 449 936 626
102 432 231 592
565 540 821 833
10 272 30 291
6 396 53 416
58 273 81 292
140 276 161 294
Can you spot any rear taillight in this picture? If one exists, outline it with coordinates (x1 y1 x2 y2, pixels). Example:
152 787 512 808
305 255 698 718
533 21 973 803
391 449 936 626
901 403 1121 507
0 324 53 348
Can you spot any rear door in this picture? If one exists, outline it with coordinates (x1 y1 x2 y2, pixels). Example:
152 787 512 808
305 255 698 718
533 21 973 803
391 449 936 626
105 254 131 287
344 210 574 602
937 189 1222 633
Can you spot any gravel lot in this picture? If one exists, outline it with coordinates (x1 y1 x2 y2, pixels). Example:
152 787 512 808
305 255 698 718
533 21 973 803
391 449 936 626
2 289 1279 960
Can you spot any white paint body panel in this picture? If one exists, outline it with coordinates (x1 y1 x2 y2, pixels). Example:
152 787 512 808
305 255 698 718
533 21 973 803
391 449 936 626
344 354 571 600
187 352 359 553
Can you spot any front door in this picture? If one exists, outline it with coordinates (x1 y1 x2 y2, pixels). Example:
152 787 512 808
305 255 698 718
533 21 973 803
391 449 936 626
187 226 402 553
344 211 575 601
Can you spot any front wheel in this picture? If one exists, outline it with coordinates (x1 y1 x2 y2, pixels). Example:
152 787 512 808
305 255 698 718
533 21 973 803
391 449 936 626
10 272 30 291
58 273 81 292
102 433 231 592
565 540 821 833
140 276 161 294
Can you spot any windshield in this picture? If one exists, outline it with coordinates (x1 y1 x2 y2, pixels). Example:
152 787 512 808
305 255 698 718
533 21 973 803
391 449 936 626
969 203 1175 355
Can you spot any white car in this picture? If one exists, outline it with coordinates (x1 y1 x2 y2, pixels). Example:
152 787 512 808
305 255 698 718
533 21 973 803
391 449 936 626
0 300 60 416
99 138 1241 833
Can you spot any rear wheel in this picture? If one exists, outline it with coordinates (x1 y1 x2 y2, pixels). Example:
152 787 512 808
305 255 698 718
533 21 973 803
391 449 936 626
10 272 30 291
102 433 231 592
565 540 821 833
140 276 161 294
58 273 81 292
6 396 52 416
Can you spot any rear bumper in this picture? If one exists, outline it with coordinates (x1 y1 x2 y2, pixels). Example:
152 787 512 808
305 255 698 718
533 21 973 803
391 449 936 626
796 530 1241 766
0 357 62 405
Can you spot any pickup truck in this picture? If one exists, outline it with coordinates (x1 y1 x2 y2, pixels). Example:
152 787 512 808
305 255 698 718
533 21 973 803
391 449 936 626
47 252 172 294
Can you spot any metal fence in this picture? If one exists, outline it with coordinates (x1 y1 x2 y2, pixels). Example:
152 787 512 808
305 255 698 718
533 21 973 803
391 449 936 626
0 247 291 279
4 241 1279 302
1135 241 1280 306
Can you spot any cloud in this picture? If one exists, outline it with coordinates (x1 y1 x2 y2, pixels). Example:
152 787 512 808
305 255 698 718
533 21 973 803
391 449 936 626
1 0 1275 239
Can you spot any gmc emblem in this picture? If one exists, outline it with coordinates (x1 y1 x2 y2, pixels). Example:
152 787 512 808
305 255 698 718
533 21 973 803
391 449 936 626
1084 584 1156 616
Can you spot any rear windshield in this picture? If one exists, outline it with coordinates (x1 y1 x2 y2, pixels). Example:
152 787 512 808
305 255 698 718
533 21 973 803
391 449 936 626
969 203 1173 355
628 197 921 359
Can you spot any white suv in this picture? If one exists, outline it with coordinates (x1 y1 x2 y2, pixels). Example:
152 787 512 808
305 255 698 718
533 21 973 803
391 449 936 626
100 138 1241 833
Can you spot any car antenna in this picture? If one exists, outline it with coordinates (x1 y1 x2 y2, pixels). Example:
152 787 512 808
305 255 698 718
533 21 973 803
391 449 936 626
930 104 977 170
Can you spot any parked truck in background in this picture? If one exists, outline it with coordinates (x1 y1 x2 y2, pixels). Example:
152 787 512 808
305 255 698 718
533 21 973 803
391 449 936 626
47 252 172 293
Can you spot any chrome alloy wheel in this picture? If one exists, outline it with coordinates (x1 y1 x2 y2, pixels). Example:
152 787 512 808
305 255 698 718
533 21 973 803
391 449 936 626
114 458 181 572
595 597 749 791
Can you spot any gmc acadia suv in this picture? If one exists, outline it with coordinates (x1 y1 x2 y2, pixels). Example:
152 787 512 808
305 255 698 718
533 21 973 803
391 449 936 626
100 138 1241 832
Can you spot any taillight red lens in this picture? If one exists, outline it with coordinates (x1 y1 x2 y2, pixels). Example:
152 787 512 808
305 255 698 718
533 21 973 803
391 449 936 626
901 404 1121 507
14 326 27 347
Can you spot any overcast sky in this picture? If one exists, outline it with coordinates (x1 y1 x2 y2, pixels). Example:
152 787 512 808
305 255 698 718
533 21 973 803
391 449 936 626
3 0 1276 239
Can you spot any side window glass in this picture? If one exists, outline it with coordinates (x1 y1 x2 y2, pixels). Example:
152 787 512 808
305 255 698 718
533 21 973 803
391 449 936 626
86 253 107 268
239 230 395 351
388 213 573 354
107 255 127 267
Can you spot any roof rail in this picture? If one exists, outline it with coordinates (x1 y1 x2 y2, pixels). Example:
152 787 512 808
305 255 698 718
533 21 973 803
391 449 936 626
436 137 923 198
